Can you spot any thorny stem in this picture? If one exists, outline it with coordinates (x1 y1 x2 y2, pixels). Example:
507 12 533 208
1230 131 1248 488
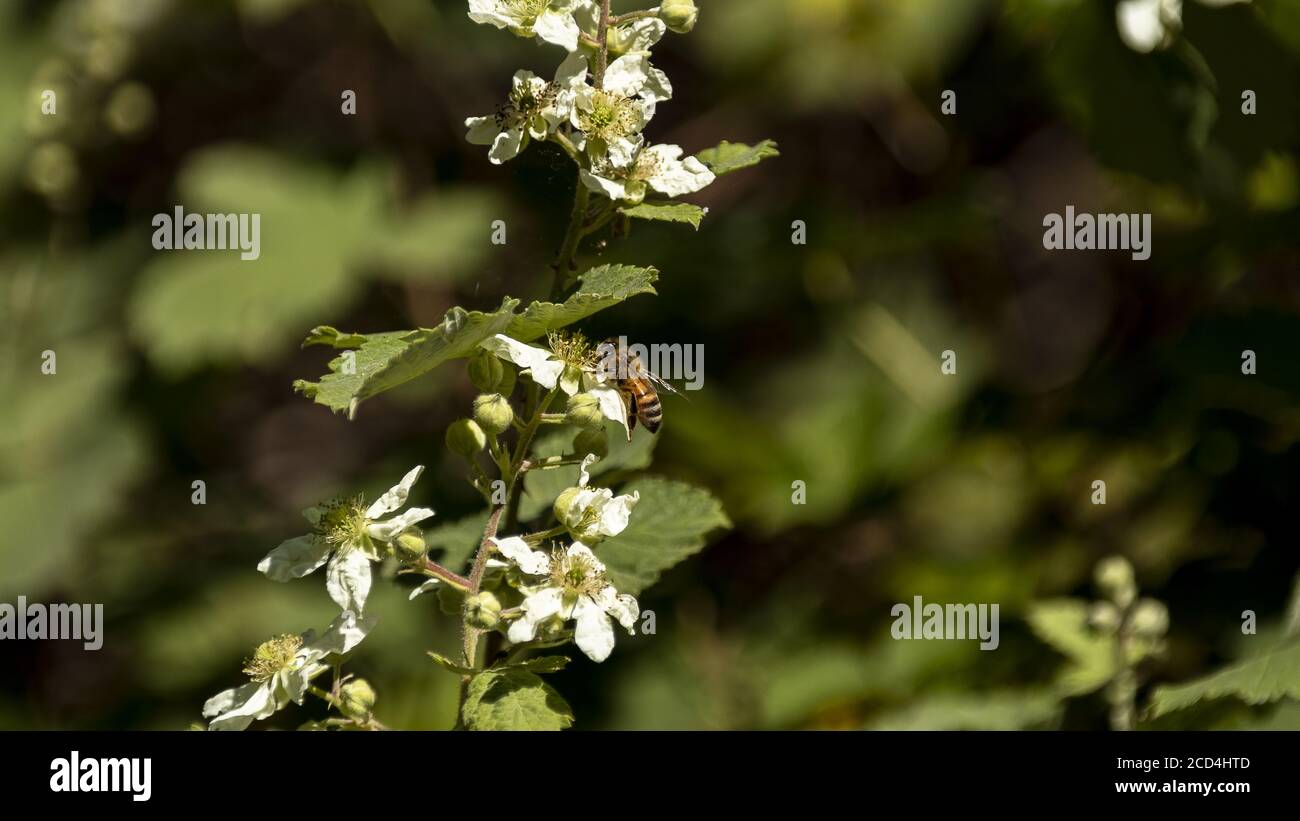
457 2 616 721
1108 604 1137 731
548 0 612 301
413 558 472 592
550 178 591 300
461 389 559 673
595 0 612 88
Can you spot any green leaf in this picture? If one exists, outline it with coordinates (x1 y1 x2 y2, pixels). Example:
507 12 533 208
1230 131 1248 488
428 652 475 676
294 265 658 415
597 477 731 595
505 263 658 342
510 656 571 674
1025 599 1116 696
620 202 708 230
293 298 519 416
1147 640 1300 719
696 139 780 177
462 668 574 730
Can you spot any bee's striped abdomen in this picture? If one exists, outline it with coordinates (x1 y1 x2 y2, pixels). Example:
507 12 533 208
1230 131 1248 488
636 390 662 433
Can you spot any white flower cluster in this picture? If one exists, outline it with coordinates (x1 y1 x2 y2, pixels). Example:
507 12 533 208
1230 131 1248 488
204 467 434 729
412 450 641 663
464 0 713 205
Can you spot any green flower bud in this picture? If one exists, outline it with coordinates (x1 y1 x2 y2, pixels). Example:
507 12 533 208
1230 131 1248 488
573 427 608 459
446 418 487 459
466 591 502 629
565 392 606 430
1095 556 1136 607
554 486 584 526
659 0 698 34
495 362 516 397
473 393 515 435
1088 602 1121 634
339 678 376 719
1129 599 1169 638
394 530 427 564
469 351 505 393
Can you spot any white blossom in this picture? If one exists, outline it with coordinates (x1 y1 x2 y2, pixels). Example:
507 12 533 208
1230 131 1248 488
494 538 639 662
258 466 435 615
468 0 583 51
554 454 639 543
571 53 671 168
202 611 374 731
479 334 631 438
465 52 588 164
580 142 714 205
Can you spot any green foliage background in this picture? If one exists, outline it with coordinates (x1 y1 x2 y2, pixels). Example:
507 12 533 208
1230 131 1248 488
2 0 1300 730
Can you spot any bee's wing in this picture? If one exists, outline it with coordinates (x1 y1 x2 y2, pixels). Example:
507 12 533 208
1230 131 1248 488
645 370 687 399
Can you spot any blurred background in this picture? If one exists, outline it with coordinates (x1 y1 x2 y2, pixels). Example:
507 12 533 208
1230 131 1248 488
2 0 1300 730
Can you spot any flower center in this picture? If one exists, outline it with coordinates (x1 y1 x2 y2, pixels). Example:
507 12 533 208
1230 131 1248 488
504 0 551 24
547 330 597 370
628 150 663 183
242 634 303 682
577 91 639 143
497 81 558 130
314 495 370 550
549 548 607 597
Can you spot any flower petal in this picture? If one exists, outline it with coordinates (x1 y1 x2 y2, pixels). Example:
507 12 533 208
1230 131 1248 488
533 7 580 50
580 168 629 200
480 334 565 389
508 586 566 644
492 536 551 575
257 534 332 581
204 681 275 731
365 465 425 518
577 452 598 487
585 379 632 440
572 595 616 662
465 116 500 146
605 590 640 633
595 490 639 538
488 127 526 164
310 609 376 656
409 578 440 600
326 549 373 615
603 54 649 97
367 506 436 543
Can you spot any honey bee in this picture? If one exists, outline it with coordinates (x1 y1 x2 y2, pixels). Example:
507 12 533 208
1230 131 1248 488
596 338 682 437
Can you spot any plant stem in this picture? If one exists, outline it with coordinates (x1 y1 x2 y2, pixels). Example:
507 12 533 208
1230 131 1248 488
548 3 611 301
416 558 472 592
461 389 559 671
550 176 591 300
595 0 612 87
